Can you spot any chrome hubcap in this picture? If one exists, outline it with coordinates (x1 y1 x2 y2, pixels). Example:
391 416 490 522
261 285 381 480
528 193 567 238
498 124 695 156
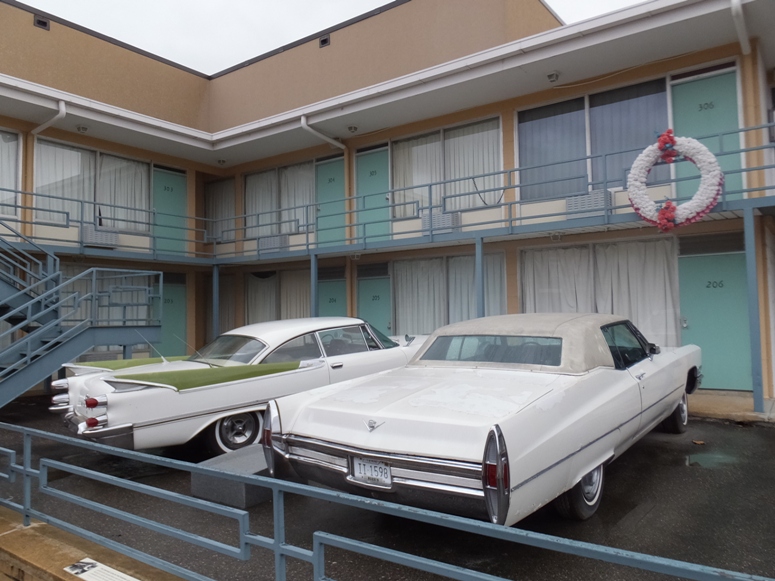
221 414 256 447
679 393 688 425
581 466 602 505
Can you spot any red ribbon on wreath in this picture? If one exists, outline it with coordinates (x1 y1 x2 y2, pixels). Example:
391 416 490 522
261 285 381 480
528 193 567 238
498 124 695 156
657 129 679 163
657 200 677 232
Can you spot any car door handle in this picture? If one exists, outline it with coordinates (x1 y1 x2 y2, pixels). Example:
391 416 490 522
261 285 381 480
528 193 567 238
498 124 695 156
330 362 344 369
635 372 646 380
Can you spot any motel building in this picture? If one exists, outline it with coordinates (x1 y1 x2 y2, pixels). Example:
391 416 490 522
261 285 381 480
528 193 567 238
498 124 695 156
0 0 774 414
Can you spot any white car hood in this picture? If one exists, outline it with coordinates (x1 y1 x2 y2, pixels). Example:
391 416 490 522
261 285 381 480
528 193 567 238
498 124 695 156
284 366 562 462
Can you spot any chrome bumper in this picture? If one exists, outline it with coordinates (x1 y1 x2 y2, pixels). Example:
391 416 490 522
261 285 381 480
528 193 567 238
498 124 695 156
64 413 135 450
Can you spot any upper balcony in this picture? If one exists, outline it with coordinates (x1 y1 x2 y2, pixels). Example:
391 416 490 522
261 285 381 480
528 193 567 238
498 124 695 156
2 123 774 265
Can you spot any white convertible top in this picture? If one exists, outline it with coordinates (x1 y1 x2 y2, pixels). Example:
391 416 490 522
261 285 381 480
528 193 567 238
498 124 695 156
412 313 624 374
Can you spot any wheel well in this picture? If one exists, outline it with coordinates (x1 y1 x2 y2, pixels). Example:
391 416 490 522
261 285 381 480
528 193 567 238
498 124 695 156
685 366 700 394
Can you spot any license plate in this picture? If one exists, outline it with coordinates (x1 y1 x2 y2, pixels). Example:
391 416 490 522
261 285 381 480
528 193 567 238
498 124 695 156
351 456 392 487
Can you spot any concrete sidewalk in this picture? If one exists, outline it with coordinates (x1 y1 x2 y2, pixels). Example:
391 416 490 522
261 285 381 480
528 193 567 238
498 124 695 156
689 389 775 423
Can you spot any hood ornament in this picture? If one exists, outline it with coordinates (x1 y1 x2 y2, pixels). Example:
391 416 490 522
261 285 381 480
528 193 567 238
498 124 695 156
364 419 384 432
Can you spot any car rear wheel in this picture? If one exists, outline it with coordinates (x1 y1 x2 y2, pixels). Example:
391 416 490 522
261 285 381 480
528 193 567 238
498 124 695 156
661 392 688 434
207 412 262 454
554 464 604 520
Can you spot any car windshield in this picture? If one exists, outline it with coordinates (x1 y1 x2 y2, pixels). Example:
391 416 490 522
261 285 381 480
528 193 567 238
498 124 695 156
420 335 562 366
189 335 267 366
369 325 398 348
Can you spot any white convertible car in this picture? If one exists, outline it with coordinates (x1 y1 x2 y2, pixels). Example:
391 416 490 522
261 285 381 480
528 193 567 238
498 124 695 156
263 313 701 525
50 317 424 454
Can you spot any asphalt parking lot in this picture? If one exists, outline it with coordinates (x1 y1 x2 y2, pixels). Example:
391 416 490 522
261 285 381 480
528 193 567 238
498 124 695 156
1 396 774 581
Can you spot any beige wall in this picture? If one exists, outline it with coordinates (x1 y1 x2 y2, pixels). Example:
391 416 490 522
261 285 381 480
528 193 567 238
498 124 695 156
207 0 560 131
0 3 210 130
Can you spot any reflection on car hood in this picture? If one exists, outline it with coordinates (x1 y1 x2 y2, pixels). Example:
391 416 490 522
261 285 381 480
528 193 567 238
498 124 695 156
284 366 562 461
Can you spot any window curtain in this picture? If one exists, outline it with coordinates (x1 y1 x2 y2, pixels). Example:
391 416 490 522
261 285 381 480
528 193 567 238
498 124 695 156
245 170 279 238
392 133 442 218
96 154 150 231
280 269 310 319
448 254 506 324
521 246 595 313
394 258 446 334
521 239 679 347
279 162 314 234
518 99 587 201
594 238 679 347
0 131 18 214
589 79 668 190
246 272 278 323
204 179 236 242
34 140 95 224
444 119 501 210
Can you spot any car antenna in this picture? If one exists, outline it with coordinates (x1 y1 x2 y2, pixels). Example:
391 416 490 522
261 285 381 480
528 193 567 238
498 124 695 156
135 330 168 363
173 334 212 368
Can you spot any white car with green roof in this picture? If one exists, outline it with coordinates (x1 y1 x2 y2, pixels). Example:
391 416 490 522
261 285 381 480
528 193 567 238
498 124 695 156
50 317 424 454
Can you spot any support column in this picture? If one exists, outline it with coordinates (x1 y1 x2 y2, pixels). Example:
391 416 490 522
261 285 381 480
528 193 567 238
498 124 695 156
212 264 220 340
744 207 764 412
310 253 319 317
475 237 485 318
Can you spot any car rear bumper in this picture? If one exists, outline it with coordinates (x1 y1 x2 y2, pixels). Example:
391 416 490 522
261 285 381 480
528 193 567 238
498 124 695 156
64 413 135 450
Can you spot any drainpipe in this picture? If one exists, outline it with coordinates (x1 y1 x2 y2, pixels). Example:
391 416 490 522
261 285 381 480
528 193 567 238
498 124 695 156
31 100 66 135
300 115 347 151
730 0 751 55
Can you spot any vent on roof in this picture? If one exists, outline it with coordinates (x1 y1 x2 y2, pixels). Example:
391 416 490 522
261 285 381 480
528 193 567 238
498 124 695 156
34 15 50 30
319 34 330 48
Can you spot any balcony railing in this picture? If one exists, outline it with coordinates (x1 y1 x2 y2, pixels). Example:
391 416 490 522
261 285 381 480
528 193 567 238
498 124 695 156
1 124 773 263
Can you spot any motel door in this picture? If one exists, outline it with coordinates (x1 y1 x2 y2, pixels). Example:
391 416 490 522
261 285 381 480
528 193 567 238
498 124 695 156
316 158 346 246
678 253 751 391
152 168 188 255
358 277 392 336
318 279 347 317
356 149 391 242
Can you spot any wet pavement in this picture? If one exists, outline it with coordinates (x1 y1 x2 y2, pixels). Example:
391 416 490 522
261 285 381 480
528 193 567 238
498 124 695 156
1 396 774 581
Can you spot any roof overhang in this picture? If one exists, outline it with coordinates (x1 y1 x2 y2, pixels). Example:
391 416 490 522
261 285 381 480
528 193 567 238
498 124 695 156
1 0 772 168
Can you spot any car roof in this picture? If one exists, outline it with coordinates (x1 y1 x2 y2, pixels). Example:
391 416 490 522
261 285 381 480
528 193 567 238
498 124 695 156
224 317 366 349
415 313 624 374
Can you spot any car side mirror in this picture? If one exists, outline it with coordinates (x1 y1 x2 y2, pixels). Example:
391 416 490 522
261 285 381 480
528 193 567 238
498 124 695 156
648 343 661 355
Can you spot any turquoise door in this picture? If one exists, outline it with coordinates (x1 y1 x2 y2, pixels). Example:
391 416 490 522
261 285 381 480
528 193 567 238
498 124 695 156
318 280 347 317
672 71 742 202
357 277 392 336
316 158 346 246
678 253 751 391
356 149 391 243
153 169 188 255
153 279 188 357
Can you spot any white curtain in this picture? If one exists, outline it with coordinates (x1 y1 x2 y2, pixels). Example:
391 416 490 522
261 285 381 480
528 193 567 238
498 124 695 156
34 140 95 224
521 246 595 313
392 133 442 218
205 179 236 242
448 254 506 324
280 269 310 319
521 239 679 347
394 258 446 335
444 119 501 210
279 162 314 233
0 131 18 214
594 238 679 347
245 170 279 238
246 272 278 323
97 154 150 231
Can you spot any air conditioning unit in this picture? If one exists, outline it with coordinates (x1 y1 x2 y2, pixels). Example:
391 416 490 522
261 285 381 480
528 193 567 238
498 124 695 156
565 189 612 219
420 209 461 233
258 234 290 252
82 224 118 248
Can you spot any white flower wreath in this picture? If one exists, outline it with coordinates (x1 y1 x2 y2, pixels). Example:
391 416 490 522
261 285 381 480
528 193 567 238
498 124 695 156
627 130 724 232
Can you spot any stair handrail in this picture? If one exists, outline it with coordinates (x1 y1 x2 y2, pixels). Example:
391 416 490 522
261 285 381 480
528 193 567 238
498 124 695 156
0 217 59 277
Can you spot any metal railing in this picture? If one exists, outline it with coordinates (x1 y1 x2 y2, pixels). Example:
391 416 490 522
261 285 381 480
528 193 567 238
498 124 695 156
0 423 772 581
1 124 774 263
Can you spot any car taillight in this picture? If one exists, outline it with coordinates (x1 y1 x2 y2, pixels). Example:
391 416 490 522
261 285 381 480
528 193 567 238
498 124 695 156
482 425 510 525
84 415 107 429
84 395 107 409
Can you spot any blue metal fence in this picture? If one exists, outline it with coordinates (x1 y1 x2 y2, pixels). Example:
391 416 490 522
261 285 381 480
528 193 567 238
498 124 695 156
0 422 772 581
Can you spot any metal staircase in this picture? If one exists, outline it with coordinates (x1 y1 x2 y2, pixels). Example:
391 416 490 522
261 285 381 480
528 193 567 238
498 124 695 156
0 219 162 407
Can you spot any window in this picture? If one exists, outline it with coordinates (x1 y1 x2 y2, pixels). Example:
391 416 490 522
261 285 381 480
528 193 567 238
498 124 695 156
262 333 321 363
392 118 501 217
0 130 19 214
245 161 315 237
320 325 370 356
204 179 236 242
421 335 562 366
192 334 267 365
517 80 668 200
34 140 150 231
601 323 647 369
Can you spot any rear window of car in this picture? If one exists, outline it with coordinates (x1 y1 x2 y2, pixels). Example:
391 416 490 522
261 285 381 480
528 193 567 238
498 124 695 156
189 335 267 365
420 335 562 366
